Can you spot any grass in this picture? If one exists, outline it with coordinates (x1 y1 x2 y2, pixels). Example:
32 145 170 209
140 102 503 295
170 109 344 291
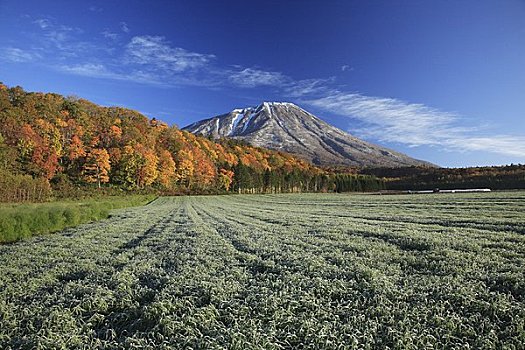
0 192 524 348
0 195 156 243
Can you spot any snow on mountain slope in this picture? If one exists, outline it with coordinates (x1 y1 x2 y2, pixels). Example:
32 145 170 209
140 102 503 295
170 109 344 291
183 102 433 167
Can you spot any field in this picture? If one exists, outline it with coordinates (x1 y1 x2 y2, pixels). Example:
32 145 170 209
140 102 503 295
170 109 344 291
1 192 524 349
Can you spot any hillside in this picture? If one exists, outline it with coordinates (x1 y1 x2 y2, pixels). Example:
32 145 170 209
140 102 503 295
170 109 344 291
0 84 383 201
183 102 433 167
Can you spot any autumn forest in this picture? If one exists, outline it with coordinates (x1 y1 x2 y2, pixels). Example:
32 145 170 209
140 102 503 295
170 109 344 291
0 83 384 202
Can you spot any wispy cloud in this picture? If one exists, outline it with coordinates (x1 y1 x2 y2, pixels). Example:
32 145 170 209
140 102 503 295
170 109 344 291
125 36 215 73
305 92 459 146
445 136 525 158
101 30 118 40
58 63 116 78
120 22 129 33
33 18 51 29
285 77 334 98
57 63 166 86
229 68 286 88
8 20 220 87
29 17 93 58
0 47 41 62
304 91 525 157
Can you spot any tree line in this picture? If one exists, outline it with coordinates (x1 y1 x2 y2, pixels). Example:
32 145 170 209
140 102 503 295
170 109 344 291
360 165 525 190
0 83 383 202
231 164 384 194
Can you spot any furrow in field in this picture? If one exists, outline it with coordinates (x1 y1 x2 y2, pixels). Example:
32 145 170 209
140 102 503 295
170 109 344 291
190 197 397 288
186 197 430 348
214 195 525 241
0 198 175 293
1 193 524 349
195 196 521 259
190 196 525 290
229 194 525 223
0 198 190 347
283 204 522 235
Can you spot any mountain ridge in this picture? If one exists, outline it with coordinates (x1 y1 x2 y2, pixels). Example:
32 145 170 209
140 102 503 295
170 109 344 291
183 102 434 168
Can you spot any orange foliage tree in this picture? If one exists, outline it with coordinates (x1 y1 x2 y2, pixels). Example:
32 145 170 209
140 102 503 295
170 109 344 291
68 135 86 161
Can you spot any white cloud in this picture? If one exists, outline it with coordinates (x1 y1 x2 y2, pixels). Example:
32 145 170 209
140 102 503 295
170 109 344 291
304 91 525 158
229 68 286 88
101 30 118 40
0 47 41 62
126 36 214 73
45 29 69 48
58 63 116 78
120 22 130 33
33 18 51 29
445 136 525 158
28 18 91 57
306 92 458 146
57 63 166 86
285 78 334 97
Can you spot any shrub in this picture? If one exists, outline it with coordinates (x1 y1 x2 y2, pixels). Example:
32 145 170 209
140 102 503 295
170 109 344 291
0 213 15 243
63 207 81 226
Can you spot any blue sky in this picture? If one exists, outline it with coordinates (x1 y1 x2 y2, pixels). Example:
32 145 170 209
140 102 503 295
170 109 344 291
1 0 524 167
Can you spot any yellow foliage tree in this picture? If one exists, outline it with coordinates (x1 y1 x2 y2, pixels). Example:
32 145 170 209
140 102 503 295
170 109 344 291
137 148 158 188
175 149 194 187
83 148 110 188
218 168 234 191
157 150 176 189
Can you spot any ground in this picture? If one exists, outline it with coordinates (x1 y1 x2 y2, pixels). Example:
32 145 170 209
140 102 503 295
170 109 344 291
1 192 524 349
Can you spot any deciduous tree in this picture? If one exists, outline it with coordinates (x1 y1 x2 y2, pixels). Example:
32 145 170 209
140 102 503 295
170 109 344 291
157 150 176 189
83 148 110 188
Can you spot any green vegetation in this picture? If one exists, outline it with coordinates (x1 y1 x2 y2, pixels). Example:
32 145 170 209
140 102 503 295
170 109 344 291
0 195 155 243
1 192 524 348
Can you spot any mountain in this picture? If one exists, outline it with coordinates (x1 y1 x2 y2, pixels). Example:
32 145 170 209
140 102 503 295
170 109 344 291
183 102 433 167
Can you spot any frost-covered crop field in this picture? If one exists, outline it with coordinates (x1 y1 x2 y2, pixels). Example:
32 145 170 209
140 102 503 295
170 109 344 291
1 192 524 349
